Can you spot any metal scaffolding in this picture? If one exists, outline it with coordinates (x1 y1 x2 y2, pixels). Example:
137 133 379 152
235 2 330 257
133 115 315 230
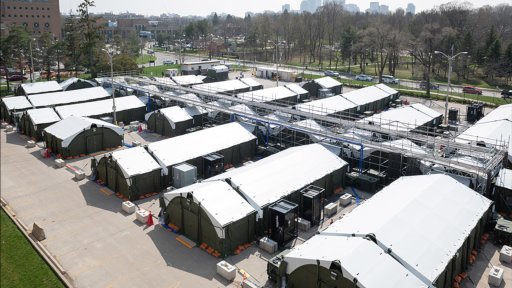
118 76 507 193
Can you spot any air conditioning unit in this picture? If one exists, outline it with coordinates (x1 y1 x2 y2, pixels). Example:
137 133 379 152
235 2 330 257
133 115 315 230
172 163 197 188
259 237 278 254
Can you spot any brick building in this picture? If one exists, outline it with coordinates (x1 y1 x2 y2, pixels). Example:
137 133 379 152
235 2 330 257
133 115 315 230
1 0 61 39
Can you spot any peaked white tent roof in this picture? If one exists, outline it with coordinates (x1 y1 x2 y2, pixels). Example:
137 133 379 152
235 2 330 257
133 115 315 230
325 174 492 284
59 77 97 90
497 168 512 190
26 108 61 125
211 144 347 218
239 77 263 89
341 85 392 106
28 87 110 108
110 147 162 178
55 95 145 119
293 119 333 142
193 79 249 94
171 75 204 86
163 181 256 238
357 103 442 132
284 235 427 287
313 77 341 89
285 83 309 95
456 104 512 162
230 104 258 122
44 116 124 147
2 96 33 111
237 86 298 103
20 81 62 95
147 122 256 174
294 95 357 116
145 106 193 128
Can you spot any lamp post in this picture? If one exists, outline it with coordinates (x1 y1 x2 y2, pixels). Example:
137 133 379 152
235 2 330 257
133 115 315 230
29 38 35 83
434 46 467 124
269 40 279 87
102 47 117 124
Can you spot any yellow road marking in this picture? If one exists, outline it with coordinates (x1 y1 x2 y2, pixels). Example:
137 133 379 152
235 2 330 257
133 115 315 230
99 188 114 196
175 236 193 249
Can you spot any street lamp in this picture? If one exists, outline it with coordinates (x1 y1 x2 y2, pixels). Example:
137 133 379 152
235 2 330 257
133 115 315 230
268 40 279 87
102 47 117 124
434 47 468 124
29 38 35 83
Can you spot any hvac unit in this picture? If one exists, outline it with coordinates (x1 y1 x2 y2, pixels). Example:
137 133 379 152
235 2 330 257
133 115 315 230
466 103 484 123
259 236 278 254
202 152 224 179
300 185 324 226
324 202 338 217
172 163 197 188
267 249 291 283
448 108 459 122
297 218 311 231
269 200 298 247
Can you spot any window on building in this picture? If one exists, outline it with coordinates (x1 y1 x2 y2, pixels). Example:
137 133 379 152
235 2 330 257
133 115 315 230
7 6 10 9
13 7 16 9
42 15 45 18
14 15 17 17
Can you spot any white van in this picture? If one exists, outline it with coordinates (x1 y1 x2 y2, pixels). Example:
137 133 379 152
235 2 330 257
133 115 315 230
381 75 399 84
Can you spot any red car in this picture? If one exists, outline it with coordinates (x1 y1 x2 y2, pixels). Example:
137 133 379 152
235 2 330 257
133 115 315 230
7 74 27 81
462 86 482 95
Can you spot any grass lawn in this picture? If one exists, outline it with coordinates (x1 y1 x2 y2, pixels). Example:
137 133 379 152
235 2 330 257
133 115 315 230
0 209 65 288
136 54 157 65
141 64 181 77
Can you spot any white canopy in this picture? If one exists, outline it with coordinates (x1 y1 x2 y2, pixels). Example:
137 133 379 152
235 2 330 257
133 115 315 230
293 119 334 142
193 79 249 94
147 122 256 174
20 81 62 95
497 169 512 190
171 75 204 86
44 116 124 147
284 235 427 287
325 174 492 284
285 83 309 95
456 104 512 162
237 86 298 103
28 87 110 108
294 95 357 116
55 95 145 119
145 106 193 129
26 108 61 125
341 85 392 106
314 77 341 89
358 103 442 132
111 147 162 178
211 144 347 218
2 96 33 111
239 77 263 89
163 181 255 238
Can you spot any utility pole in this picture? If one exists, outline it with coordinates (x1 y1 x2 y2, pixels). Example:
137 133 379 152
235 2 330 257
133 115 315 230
434 46 467 125
29 39 34 83
102 47 117 124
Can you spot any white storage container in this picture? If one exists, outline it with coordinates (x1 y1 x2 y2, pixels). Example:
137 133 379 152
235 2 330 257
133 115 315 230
54 159 66 168
74 170 85 180
298 218 311 231
259 237 278 254
324 202 338 217
26 140 36 148
136 209 150 223
339 193 352 207
488 266 503 286
216 261 236 281
500 245 512 263
122 201 136 214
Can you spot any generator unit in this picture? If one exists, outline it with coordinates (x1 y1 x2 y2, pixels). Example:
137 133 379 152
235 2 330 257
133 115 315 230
299 185 324 226
466 103 484 123
172 163 197 188
202 152 224 179
267 249 291 284
269 200 298 247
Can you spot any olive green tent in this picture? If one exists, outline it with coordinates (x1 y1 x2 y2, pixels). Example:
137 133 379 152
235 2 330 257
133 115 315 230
95 147 163 200
20 108 61 141
162 181 256 257
145 106 194 137
43 116 124 158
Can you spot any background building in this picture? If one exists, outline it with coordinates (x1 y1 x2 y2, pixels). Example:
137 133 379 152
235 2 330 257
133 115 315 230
406 3 416 14
0 0 61 38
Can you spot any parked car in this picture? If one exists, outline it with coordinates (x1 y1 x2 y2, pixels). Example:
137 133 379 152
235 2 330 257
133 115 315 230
163 60 174 65
381 75 399 84
355 74 373 81
419 81 439 90
324 70 339 77
7 74 27 81
462 86 482 95
502 90 512 99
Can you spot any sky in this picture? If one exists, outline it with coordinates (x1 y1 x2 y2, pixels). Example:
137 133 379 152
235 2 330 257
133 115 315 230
60 0 511 17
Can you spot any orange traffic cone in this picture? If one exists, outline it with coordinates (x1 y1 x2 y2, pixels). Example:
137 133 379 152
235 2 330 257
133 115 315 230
146 211 154 226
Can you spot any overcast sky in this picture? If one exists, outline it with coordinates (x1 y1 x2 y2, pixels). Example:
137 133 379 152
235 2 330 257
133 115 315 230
60 0 511 17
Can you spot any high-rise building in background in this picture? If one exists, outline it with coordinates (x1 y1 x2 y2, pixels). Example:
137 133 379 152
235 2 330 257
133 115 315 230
379 4 389 15
282 4 291 12
300 0 322 13
406 3 416 14
0 0 61 38
343 3 360 13
369 2 380 14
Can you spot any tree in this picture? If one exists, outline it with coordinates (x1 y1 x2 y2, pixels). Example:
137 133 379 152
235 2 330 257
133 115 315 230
77 0 102 77
64 11 82 76
3 26 30 83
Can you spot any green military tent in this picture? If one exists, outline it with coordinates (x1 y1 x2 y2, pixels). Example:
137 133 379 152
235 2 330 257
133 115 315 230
43 116 124 158
280 174 492 288
162 180 256 257
20 108 61 141
1 96 33 124
95 146 163 200
145 106 194 137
